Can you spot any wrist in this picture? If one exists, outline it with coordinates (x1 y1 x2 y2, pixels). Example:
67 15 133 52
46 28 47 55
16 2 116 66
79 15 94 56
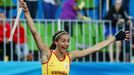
108 36 116 41
114 29 126 41
112 36 116 41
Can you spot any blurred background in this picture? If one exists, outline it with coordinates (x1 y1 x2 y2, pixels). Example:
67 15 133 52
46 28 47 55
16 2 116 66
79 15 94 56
0 0 134 75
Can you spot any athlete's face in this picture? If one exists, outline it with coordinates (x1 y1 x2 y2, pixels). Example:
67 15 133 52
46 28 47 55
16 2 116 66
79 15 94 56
55 34 70 53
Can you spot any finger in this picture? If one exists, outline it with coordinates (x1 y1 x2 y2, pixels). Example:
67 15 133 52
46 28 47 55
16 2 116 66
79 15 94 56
20 0 24 2
19 1 27 10
126 34 130 36
125 38 129 41
125 35 130 39
19 0 25 6
125 31 129 34
126 34 130 37
125 36 130 39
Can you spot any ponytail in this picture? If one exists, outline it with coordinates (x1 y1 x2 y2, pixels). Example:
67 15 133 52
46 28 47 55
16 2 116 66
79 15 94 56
50 42 56 50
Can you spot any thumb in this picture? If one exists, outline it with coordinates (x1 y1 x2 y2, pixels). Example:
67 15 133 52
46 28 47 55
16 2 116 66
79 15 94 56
20 0 25 2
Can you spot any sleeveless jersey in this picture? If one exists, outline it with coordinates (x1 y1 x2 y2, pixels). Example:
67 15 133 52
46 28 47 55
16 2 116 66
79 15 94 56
42 51 70 75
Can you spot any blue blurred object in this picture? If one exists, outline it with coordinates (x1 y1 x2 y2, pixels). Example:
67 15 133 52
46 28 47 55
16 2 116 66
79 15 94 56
1 62 134 75
0 62 41 75
70 62 134 75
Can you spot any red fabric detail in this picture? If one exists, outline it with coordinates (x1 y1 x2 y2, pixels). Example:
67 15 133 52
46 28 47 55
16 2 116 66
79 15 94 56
0 22 11 42
13 25 27 44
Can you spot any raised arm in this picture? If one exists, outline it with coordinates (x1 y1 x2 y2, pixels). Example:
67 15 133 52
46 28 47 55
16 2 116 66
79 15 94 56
69 30 129 60
19 0 51 56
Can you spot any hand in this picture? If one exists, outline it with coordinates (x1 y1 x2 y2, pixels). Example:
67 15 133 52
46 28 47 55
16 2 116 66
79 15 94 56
114 29 130 41
19 0 29 12
78 1 85 9
82 16 91 21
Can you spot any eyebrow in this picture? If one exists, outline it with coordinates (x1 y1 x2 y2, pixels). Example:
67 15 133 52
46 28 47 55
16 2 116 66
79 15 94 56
61 37 70 40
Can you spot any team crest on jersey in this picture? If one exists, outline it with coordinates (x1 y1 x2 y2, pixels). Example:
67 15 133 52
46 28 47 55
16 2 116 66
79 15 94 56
64 63 69 69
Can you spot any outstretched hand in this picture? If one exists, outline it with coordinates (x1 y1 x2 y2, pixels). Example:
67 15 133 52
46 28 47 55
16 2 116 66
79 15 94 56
19 0 29 12
114 29 130 41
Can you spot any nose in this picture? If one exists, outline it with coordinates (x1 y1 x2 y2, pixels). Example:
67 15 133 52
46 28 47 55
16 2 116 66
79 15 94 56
65 42 69 47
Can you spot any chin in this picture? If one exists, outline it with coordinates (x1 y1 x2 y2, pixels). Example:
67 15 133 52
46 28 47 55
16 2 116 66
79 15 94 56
61 49 66 53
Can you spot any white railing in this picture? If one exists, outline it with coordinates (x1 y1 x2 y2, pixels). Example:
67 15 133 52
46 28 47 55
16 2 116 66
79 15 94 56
0 19 133 62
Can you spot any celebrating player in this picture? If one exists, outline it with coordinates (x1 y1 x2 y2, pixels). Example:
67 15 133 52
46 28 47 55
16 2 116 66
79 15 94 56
19 0 129 75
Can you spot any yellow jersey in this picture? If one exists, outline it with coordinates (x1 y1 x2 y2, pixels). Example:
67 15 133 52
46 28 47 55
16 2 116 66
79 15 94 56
42 51 70 75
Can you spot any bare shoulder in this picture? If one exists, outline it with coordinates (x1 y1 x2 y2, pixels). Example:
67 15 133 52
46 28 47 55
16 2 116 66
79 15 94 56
41 47 51 57
41 49 52 63
68 50 79 60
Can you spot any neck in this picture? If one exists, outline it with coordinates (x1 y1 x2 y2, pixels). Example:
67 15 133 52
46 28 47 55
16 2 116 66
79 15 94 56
55 49 65 60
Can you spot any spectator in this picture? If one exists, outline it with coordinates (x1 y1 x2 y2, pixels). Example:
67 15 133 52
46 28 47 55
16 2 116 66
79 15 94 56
25 0 38 19
0 13 15 61
105 0 132 62
43 0 61 19
60 0 89 36
12 17 30 61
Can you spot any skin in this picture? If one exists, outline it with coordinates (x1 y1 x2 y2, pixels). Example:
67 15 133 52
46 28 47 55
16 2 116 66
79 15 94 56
0 13 6 24
115 2 122 12
19 0 129 63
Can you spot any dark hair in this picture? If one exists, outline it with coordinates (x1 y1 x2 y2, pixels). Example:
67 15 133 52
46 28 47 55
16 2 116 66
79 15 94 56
50 31 68 50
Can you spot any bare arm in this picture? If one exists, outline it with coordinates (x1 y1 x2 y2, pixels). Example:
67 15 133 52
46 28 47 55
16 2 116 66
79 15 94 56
20 0 51 56
69 36 115 60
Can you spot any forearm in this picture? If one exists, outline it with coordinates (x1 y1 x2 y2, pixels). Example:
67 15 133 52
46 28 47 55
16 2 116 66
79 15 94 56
74 36 115 58
71 29 128 59
90 36 115 51
24 12 37 34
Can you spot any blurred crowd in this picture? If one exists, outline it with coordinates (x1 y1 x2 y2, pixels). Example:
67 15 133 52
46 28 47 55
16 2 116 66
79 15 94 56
0 0 134 62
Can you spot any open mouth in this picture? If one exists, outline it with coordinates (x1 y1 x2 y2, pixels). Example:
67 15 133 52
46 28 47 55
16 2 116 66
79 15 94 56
62 46 66 50
61 46 68 51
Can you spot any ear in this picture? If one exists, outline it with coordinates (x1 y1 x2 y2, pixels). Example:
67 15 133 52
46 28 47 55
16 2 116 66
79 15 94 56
54 40 58 45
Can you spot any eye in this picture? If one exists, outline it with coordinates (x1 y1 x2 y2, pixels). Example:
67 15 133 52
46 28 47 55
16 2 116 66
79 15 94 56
61 39 65 42
68 39 70 42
